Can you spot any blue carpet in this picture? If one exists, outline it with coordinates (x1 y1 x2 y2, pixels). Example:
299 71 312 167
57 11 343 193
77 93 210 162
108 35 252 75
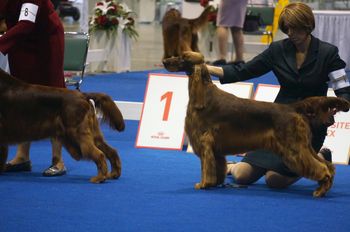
79 69 280 102
1 70 349 232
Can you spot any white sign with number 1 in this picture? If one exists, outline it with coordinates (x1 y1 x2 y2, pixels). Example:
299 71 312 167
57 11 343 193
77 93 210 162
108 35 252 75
136 73 189 150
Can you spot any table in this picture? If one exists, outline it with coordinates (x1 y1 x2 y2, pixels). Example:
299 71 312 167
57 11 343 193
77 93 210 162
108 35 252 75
313 10 350 70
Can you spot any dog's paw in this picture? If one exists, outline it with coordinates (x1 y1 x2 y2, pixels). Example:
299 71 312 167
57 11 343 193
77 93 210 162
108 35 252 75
195 182 203 189
313 175 333 197
107 171 120 180
90 175 107 183
313 189 325 198
194 182 217 189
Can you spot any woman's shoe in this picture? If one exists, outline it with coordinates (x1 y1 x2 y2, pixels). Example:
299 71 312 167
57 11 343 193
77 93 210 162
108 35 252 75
5 161 32 172
42 165 67 177
319 148 332 162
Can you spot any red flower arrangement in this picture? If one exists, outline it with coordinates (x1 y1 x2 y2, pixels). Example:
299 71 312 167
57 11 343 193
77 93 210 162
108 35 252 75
200 0 209 7
89 0 138 39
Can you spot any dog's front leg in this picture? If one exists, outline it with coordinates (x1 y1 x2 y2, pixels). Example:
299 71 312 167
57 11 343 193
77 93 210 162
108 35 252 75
0 145 9 173
195 134 217 189
215 155 227 185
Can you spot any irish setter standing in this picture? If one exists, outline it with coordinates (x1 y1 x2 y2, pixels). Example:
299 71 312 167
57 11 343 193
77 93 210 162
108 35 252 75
163 52 350 197
0 69 125 183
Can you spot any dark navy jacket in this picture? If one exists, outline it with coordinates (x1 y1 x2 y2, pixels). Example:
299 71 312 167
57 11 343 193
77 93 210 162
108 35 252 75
220 35 350 103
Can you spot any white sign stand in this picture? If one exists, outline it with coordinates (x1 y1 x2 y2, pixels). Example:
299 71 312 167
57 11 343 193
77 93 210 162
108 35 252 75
324 90 350 164
136 73 189 150
212 81 254 98
253 83 279 102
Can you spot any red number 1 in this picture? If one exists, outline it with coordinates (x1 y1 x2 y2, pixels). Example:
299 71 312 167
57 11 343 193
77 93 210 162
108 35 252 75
160 91 173 121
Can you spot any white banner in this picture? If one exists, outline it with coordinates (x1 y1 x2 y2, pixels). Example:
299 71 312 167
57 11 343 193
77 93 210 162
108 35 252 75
136 73 189 150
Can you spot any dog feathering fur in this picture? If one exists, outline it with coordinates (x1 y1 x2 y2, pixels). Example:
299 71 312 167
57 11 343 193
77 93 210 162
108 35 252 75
163 52 350 197
0 69 125 183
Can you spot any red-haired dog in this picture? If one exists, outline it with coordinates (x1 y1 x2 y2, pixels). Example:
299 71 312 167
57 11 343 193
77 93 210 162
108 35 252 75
0 69 125 183
163 51 350 197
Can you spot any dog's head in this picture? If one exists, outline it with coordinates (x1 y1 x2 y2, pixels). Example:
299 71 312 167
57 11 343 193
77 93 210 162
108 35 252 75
162 51 205 72
162 6 214 60
162 52 211 109
293 96 350 127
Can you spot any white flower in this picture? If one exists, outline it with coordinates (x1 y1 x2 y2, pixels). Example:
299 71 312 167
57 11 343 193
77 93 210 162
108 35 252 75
94 0 115 15
119 3 132 14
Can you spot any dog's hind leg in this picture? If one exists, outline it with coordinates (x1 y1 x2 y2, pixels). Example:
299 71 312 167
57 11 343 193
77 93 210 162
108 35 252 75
301 146 335 198
275 115 334 197
278 134 333 196
81 142 108 183
195 133 217 189
0 145 8 172
63 136 108 183
96 138 121 180
91 113 121 180
283 146 334 197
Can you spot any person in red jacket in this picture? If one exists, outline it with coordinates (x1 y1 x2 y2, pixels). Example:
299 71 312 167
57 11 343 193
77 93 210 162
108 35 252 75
0 0 67 176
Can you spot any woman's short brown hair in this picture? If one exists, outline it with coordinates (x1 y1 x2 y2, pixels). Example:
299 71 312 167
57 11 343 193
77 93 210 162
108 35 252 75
278 2 315 34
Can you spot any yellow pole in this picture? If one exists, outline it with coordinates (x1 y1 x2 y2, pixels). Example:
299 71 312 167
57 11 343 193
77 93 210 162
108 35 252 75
261 0 289 44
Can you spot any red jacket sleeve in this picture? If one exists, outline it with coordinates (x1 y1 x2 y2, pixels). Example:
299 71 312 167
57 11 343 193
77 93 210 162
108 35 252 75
0 0 43 54
0 21 35 54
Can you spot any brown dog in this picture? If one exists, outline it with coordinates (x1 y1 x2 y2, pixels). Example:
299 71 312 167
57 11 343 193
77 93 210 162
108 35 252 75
162 6 214 60
0 69 125 183
163 52 350 197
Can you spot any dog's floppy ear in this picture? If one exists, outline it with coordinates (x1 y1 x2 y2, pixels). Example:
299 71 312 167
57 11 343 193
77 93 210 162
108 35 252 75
189 65 207 109
189 64 210 109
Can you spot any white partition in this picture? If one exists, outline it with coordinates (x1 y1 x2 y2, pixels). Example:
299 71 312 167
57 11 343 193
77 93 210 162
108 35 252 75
313 10 350 70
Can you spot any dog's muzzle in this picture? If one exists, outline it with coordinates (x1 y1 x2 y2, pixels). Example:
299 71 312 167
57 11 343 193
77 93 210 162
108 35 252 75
162 56 187 72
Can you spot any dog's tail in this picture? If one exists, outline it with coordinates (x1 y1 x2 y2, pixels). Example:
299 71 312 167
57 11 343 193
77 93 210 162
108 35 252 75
83 93 125 132
189 6 215 32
